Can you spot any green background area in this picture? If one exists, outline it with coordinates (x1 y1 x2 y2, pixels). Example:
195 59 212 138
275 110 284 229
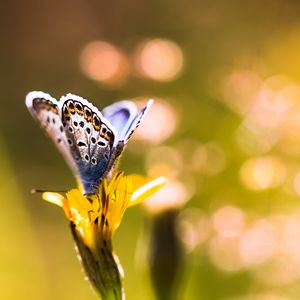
2 1 300 299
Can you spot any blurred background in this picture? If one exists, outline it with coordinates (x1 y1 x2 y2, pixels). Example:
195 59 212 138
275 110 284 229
3 0 300 299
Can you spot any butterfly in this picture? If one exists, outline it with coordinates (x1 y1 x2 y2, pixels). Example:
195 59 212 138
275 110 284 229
26 91 153 195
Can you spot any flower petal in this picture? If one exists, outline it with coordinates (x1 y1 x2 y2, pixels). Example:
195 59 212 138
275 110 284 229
42 192 64 207
129 176 167 207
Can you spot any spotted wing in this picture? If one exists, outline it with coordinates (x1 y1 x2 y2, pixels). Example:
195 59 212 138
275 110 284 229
25 91 78 175
58 94 116 194
26 92 151 194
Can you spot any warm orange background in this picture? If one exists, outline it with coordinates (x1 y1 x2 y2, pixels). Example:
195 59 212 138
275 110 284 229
2 1 300 299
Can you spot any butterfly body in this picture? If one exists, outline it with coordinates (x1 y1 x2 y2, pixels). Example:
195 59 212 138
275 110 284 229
26 91 152 195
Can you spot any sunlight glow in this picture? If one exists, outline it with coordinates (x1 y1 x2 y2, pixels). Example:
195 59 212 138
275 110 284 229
135 99 177 143
220 69 262 115
144 180 188 214
80 41 129 87
293 171 300 196
135 38 183 81
192 142 226 176
240 156 286 190
209 236 243 272
145 146 182 178
213 206 245 238
177 209 212 252
239 220 276 266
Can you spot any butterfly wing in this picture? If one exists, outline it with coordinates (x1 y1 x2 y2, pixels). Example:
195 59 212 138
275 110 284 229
26 91 116 195
25 91 78 174
102 100 138 142
102 99 153 178
58 93 116 194
122 99 153 142
102 99 153 144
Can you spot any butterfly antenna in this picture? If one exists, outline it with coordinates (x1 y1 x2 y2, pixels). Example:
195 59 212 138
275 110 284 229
31 188 67 194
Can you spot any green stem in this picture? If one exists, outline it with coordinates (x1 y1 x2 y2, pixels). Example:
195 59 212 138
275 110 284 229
70 222 124 300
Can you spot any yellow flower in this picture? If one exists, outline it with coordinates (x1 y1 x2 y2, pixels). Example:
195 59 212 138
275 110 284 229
43 172 165 248
41 171 166 300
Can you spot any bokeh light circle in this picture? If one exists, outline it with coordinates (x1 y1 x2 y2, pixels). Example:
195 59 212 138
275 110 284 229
240 156 286 191
135 38 183 81
212 206 245 238
135 99 178 143
79 41 129 87
143 179 189 214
